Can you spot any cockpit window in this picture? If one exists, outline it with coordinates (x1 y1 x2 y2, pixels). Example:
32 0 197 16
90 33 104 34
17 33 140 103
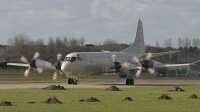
64 57 77 62
64 57 71 61
71 57 76 62
64 56 82 62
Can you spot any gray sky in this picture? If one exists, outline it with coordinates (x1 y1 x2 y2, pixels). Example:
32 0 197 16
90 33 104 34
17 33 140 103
0 0 200 47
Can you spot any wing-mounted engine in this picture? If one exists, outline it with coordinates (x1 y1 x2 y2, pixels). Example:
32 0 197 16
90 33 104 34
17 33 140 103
132 52 156 76
20 52 44 77
107 53 140 77
7 52 57 77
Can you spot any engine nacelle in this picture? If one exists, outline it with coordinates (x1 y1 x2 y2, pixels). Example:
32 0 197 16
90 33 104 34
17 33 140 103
118 73 127 78
142 59 154 70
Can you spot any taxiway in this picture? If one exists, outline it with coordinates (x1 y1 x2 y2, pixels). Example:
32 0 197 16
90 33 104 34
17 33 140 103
0 79 200 89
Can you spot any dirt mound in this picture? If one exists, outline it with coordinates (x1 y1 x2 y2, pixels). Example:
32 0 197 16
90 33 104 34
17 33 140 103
158 94 172 100
0 101 13 106
190 94 198 99
122 97 133 101
105 86 121 91
42 97 62 104
169 86 185 92
27 101 35 104
41 85 66 90
79 97 100 102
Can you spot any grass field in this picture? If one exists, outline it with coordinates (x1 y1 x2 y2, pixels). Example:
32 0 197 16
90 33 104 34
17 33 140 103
1 72 200 84
0 86 200 112
1 74 200 111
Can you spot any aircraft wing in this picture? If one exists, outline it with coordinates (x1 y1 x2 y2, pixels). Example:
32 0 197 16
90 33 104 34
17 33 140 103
151 50 180 58
7 63 30 67
7 60 56 70
103 63 140 74
154 60 200 70
140 50 180 59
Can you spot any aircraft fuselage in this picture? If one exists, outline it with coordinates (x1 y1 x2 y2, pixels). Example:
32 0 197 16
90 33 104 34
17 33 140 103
61 52 143 77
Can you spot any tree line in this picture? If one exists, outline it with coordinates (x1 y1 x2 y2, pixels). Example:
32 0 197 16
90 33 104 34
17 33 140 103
0 33 128 63
0 33 200 64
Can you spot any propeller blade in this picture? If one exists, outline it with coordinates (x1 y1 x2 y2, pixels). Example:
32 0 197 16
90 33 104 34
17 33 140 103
33 52 40 59
111 53 116 62
146 52 152 60
57 53 62 61
132 56 140 64
24 67 31 77
20 56 29 64
36 67 43 74
116 72 122 81
53 71 58 80
148 68 156 75
59 70 63 75
121 62 129 68
135 69 142 78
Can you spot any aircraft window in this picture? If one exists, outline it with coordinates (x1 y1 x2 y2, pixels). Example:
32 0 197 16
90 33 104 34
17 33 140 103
64 57 71 61
71 57 76 62
64 57 77 62
77 57 81 61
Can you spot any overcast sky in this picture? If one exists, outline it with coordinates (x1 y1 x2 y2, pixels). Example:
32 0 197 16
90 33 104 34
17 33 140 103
0 0 200 47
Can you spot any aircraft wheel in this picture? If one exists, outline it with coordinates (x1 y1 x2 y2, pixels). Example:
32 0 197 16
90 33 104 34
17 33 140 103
68 78 74 85
73 80 78 85
126 79 134 85
126 79 130 85
130 79 134 85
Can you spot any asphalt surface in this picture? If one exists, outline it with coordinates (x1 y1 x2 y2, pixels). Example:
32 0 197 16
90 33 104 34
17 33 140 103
0 79 200 89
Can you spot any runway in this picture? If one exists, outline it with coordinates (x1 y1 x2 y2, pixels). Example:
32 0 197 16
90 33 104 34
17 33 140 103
0 79 200 89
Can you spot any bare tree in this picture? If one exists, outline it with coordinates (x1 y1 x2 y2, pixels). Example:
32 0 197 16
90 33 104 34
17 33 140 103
79 36 85 46
63 36 69 47
178 37 183 48
5 33 30 62
197 38 200 48
185 38 191 62
155 40 160 48
101 39 119 51
163 38 174 48
163 38 174 64
46 37 55 62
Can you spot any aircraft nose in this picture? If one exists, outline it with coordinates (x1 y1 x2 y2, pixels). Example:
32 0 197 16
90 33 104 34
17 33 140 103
61 62 67 72
61 62 73 73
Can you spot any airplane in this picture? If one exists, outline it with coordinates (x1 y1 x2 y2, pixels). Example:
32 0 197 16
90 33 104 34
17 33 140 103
7 19 200 85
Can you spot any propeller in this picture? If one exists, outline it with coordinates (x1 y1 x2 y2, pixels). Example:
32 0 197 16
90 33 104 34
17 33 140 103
132 52 155 77
52 53 63 80
146 52 152 60
20 52 43 77
111 53 121 73
132 56 142 77
144 52 155 75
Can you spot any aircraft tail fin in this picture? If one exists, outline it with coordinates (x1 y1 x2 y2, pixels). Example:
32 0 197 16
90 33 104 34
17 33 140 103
121 19 145 53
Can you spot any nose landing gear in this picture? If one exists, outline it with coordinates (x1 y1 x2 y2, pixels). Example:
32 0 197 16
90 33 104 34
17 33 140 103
68 77 78 85
126 79 134 85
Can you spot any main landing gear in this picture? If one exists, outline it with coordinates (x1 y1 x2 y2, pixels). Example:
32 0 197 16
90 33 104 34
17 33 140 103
68 77 78 85
126 79 134 85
